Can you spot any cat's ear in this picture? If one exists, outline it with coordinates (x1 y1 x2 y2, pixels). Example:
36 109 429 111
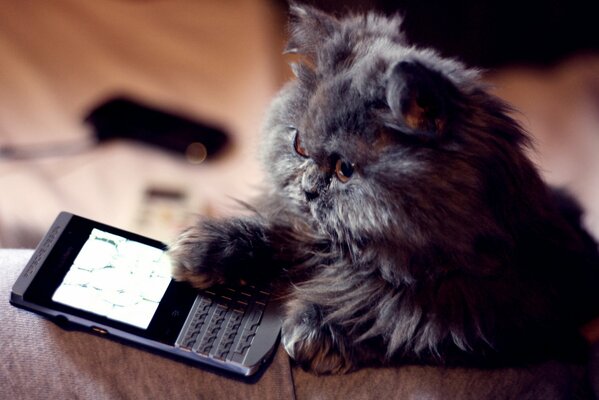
386 60 457 137
285 3 340 58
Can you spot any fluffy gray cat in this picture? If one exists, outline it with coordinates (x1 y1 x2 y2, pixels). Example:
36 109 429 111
168 5 599 374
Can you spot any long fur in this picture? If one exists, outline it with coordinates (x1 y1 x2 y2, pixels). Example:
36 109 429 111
168 5 599 374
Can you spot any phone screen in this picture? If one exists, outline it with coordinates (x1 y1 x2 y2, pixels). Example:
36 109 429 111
51 229 172 330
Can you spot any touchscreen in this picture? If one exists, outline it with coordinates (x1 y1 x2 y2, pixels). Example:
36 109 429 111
52 229 172 329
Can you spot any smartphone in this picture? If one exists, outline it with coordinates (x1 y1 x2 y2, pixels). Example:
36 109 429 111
10 212 282 376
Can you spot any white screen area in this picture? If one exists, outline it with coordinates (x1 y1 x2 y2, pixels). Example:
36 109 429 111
52 229 172 329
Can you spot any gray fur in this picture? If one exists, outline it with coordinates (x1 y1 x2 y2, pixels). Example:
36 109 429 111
168 5 599 374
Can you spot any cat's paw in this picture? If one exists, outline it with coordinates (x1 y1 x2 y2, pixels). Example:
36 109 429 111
282 306 354 374
167 224 225 289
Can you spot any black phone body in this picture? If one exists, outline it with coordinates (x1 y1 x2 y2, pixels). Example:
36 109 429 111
10 212 282 376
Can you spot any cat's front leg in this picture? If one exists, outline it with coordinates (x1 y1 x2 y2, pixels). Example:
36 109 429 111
167 216 274 288
282 299 356 375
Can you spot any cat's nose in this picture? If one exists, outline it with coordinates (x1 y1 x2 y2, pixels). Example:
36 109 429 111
301 164 322 202
304 189 319 202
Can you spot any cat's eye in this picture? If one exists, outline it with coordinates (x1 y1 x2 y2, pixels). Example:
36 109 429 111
292 127 309 158
335 159 354 183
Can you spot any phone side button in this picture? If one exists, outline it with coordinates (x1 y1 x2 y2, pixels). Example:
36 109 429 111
91 326 108 335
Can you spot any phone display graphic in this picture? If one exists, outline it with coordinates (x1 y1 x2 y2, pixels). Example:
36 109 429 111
51 229 172 330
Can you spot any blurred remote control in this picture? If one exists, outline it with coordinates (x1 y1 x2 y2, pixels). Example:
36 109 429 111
85 96 230 160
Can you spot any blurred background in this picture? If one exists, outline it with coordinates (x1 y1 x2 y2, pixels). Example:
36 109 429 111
1 0 598 248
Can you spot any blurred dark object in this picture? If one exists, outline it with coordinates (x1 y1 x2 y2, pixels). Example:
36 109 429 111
290 0 599 68
85 97 230 161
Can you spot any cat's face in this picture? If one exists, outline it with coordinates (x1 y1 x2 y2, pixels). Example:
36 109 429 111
262 6 536 255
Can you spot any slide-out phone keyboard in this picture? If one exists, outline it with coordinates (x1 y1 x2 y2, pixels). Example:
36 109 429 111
175 285 271 364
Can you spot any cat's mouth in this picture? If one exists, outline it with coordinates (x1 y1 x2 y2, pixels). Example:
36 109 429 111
305 197 339 235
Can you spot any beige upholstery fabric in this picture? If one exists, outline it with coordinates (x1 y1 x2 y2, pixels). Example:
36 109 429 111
2 250 597 399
